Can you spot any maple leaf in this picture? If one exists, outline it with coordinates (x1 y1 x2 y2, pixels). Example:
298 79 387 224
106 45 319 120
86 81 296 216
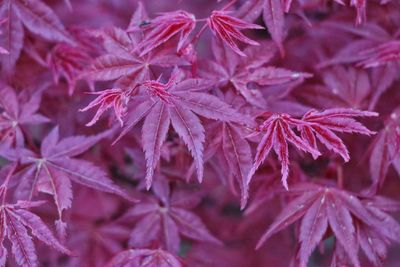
85 26 187 86
123 179 221 253
369 109 400 190
356 196 400 266
0 164 71 267
0 86 50 147
357 40 400 68
0 127 133 236
319 66 371 109
79 88 132 127
207 10 263 56
0 0 73 72
315 23 400 109
67 220 129 267
234 0 286 55
46 42 93 95
200 39 311 108
199 92 254 208
90 69 249 187
255 182 394 267
130 10 196 56
247 112 321 190
299 108 378 162
247 108 376 191
105 248 183 267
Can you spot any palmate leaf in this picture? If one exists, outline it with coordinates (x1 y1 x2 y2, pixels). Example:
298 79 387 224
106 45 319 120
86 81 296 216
13 0 72 43
105 248 183 267
0 86 49 147
129 10 196 56
83 69 250 187
256 182 399 267
0 127 134 236
263 0 285 56
0 165 71 267
0 0 72 73
207 10 264 57
247 108 376 191
200 39 310 108
85 26 187 85
0 3 24 73
125 183 221 253
369 109 400 190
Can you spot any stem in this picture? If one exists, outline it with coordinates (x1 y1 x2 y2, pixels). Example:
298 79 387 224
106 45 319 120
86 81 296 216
222 0 237 11
1 162 17 205
189 24 208 49
337 165 343 189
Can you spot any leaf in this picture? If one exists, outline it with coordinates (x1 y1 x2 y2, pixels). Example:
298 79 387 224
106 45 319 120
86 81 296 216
222 124 252 208
37 164 73 221
235 0 264 22
10 209 71 255
207 10 263 56
256 183 396 267
326 193 360 267
298 196 328 267
50 158 132 201
100 27 134 58
247 113 320 190
142 102 170 188
169 102 205 183
131 10 196 55
14 0 72 43
300 108 378 161
6 211 38 267
0 4 24 73
263 0 285 56
86 55 142 81
170 207 222 245
105 249 183 267
175 92 248 123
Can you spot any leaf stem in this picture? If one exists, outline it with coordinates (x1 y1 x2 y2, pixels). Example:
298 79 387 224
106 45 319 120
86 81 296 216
1 163 17 205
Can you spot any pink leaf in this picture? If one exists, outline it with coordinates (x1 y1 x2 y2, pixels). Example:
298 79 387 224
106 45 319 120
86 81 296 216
169 102 205 183
263 0 285 56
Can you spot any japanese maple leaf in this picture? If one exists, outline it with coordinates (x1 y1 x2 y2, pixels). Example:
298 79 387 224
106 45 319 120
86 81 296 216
316 22 391 68
47 42 93 95
357 40 400 68
247 108 376 190
0 164 71 267
320 66 371 109
356 196 400 266
0 86 49 147
316 23 400 109
299 108 377 162
255 182 387 267
79 88 132 127
105 248 183 267
86 69 249 187
0 127 133 236
0 0 73 72
66 221 129 267
200 38 311 108
207 10 263 56
129 10 196 56
234 0 286 55
85 26 187 87
369 109 400 190
123 180 221 253
246 112 321 190
199 92 254 208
